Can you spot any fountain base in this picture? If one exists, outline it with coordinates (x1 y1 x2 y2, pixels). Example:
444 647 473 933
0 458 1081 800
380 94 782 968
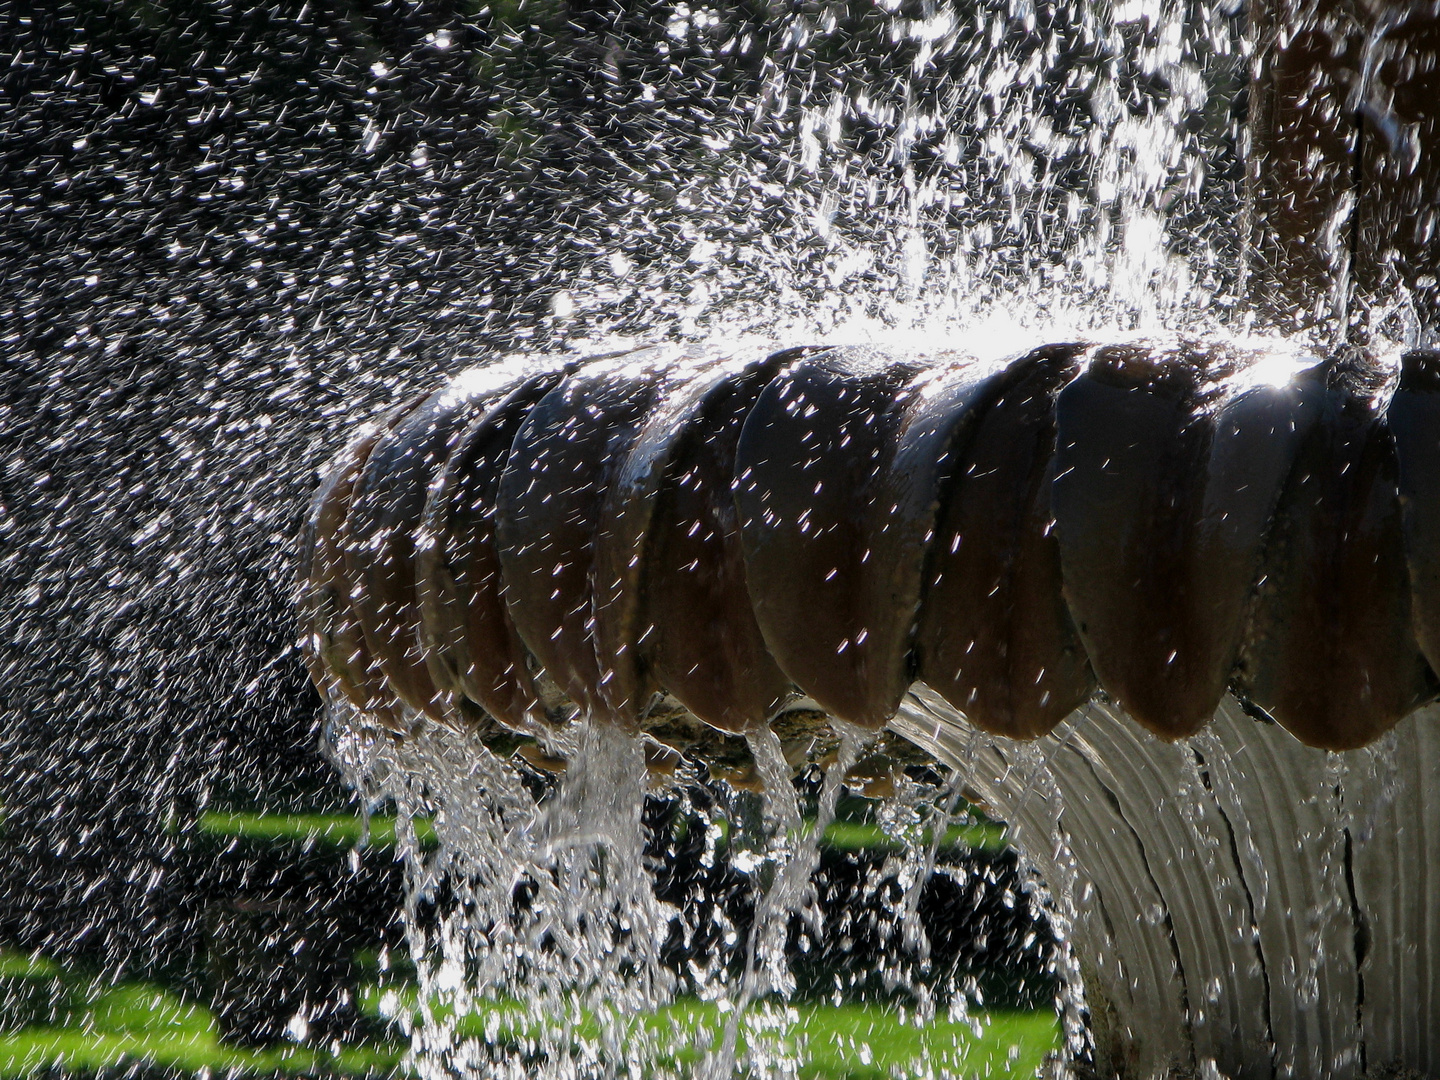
898 691 1440 1080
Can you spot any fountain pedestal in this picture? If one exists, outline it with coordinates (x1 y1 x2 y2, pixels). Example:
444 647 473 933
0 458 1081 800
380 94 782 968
1245 0 1440 339
897 693 1440 1080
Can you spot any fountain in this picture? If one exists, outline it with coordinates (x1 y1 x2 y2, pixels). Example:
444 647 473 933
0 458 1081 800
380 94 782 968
299 0 1440 1076
5 0 1437 1076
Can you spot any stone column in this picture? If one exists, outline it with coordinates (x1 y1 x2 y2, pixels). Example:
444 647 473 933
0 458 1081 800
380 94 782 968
1243 0 1439 341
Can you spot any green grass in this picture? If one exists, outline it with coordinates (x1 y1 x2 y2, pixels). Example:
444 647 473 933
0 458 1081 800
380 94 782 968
0 951 1057 1079
197 811 1008 854
0 979 404 1078
0 1030 403 1077
820 818 1009 853
8 804 1029 1077
358 986 1057 1079
0 956 60 982
786 1005 1055 1080
197 811 438 849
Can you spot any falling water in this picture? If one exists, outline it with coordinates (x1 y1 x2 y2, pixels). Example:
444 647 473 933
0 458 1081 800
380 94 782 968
280 5 1291 1062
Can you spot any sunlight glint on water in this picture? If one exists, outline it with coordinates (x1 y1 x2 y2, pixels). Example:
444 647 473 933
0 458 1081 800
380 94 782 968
556 0 1258 353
